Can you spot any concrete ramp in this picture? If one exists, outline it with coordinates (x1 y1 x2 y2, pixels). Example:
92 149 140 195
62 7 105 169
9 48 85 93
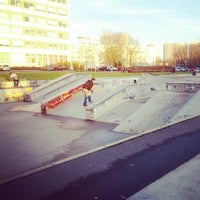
113 91 195 134
43 77 140 119
43 82 125 119
24 73 90 102
21 75 200 127
168 90 200 123
21 80 124 119
96 98 148 124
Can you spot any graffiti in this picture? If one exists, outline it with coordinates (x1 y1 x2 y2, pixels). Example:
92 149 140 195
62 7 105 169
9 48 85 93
43 85 83 111
122 92 135 101
0 80 31 89
166 82 200 92
102 78 137 91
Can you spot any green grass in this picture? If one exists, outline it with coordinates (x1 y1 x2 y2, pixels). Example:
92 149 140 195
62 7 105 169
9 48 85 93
0 70 190 81
0 70 141 81
1 70 191 82
88 71 142 78
0 71 68 81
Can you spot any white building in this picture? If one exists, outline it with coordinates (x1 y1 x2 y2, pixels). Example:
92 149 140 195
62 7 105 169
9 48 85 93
0 0 70 67
70 36 101 70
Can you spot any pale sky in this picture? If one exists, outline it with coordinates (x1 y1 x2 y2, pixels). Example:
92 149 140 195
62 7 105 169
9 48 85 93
69 0 200 48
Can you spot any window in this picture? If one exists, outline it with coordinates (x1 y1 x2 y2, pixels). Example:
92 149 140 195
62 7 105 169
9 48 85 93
12 40 24 47
11 0 21 7
0 12 9 19
26 41 36 48
58 0 67 4
48 7 56 14
0 39 10 46
36 4 46 11
24 16 29 22
24 16 35 23
58 21 67 27
11 27 23 34
37 30 46 37
11 13 23 21
24 28 35 35
36 18 46 25
48 32 57 38
38 54 42 65
58 33 63 39
31 54 36 63
58 32 68 39
58 44 65 50
0 25 9 33
26 54 31 64
24 1 34 9
58 44 68 50
58 9 66 16
49 44 57 49
48 20 57 26
37 42 48 49
0 0 8 5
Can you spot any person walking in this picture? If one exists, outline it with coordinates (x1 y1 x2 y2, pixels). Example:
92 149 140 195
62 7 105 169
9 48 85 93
82 78 95 107
9 71 19 87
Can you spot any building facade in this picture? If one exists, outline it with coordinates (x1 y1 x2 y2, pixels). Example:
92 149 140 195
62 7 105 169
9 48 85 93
0 0 70 67
70 36 101 70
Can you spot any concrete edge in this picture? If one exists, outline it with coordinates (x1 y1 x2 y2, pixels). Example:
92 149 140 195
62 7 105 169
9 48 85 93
127 153 200 200
1 113 199 186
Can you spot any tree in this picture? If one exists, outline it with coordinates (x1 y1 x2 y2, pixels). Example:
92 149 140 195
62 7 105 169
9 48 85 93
174 43 187 66
100 31 139 67
188 42 200 66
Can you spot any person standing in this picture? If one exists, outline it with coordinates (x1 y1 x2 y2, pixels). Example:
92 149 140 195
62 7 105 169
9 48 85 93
82 78 95 107
9 71 19 87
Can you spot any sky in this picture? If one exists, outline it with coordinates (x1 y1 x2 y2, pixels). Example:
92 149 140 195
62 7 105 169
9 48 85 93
69 0 200 49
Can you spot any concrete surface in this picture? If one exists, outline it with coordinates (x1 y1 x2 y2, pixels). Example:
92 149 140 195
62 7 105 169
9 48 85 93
0 102 130 183
113 90 195 134
128 153 200 200
0 74 200 199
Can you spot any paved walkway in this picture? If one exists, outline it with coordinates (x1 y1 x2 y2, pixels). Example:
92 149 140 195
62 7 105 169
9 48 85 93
0 74 200 200
1 104 200 200
0 101 130 184
128 153 200 200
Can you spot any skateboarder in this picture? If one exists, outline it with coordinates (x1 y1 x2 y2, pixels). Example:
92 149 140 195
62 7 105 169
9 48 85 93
82 78 95 107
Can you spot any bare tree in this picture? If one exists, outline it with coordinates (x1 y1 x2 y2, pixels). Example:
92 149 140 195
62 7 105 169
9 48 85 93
100 31 139 67
174 43 187 66
188 42 200 66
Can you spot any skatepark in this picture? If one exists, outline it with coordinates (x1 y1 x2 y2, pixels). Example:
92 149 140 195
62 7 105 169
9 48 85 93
22 73 200 134
0 73 200 199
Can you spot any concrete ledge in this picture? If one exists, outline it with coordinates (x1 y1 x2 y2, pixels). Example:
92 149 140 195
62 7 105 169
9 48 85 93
0 87 33 103
24 73 90 102
86 87 127 120
166 81 200 92
0 80 48 103
86 83 151 120
0 80 47 89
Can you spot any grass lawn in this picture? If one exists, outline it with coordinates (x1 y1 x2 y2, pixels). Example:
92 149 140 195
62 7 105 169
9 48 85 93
0 70 142 81
0 71 67 81
1 70 186 81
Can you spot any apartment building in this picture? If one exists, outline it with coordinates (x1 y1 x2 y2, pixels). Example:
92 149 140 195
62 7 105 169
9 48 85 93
70 36 101 70
0 0 70 67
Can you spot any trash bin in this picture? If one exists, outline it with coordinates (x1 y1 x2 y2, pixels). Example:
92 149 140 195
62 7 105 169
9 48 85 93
192 71 196 76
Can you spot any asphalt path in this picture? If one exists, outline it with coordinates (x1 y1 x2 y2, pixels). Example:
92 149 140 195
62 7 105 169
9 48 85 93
43 131 200 200
0 116 200 200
